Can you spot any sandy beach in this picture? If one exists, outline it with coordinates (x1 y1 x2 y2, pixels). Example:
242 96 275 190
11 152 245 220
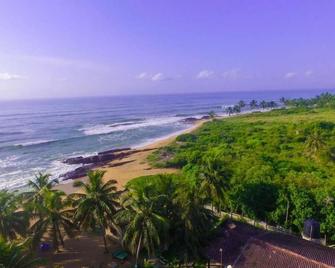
54 120 207 194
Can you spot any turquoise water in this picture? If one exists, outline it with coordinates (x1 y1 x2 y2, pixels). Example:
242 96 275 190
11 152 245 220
0 90 332 189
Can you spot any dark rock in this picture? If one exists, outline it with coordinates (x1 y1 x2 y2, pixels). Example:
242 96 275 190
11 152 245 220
201 115 211 120
63 156 84 165
98 148 131 155
60 165 93 180
181 117 199 124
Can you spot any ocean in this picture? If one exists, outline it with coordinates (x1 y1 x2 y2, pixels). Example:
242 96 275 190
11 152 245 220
0 89 333 190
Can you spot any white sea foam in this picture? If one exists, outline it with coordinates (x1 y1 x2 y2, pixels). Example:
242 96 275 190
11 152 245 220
80 116 184 136
0 155 20 168
14 139 55 147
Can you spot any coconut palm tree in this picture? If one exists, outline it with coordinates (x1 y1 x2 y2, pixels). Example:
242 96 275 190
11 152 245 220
305 130 325 158
233 105 241 114
208 111 216 120
249 100 258 109
260 100 268 109
268 101 278 108
30 189 75 252
198 156 228 211
225 106 234 116
23 172 59 209
173 185 215 259
70 170 120 253
280 97 287 105
0 190 29 241
0 238 43 268
115 189 169 266
238 100 246 109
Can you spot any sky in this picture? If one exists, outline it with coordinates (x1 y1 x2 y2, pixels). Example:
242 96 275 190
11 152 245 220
0 0 334 100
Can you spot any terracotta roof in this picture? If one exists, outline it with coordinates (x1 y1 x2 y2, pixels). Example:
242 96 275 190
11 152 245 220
203 222 335 268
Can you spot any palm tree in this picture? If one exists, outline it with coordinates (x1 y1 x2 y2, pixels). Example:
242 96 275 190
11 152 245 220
305 130 325 158
267 101 277 108
238 100 246 109
260 100 268 109
30 189 75 252
70 170 120 253
208 111 216 120
115 189 169 266
225 106 234 116
198 156 228 211
173 185 215 259
280 97 287 105
0 190 29 241
233 105 241 114
249 100 258 109
0 238 43 268
23 172 59 210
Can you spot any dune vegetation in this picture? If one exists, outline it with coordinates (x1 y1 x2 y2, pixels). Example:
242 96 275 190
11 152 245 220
149 93 335 242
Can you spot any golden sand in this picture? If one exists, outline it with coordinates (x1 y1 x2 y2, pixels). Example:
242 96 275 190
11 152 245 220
54 120 206 194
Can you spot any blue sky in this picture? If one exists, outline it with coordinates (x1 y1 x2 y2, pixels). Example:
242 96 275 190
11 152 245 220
0 0 334 99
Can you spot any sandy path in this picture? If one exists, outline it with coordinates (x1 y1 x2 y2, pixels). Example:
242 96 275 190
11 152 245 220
54 120 206 194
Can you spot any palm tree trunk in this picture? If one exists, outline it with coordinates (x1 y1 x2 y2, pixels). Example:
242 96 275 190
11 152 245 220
57 224 64 247
285 198 290 226
52 224 59 252
135 233 143 267
102 226 108 253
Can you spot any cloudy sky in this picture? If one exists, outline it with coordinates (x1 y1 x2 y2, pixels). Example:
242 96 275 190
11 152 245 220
0 0 334 99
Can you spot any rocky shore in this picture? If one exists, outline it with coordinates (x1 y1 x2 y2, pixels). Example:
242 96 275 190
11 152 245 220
60 147 155 180
59 116 208 181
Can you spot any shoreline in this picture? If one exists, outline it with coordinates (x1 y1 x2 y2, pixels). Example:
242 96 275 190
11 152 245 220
54 119 208 194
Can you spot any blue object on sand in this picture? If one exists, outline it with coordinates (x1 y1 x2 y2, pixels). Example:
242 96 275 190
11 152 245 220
112 249 128 260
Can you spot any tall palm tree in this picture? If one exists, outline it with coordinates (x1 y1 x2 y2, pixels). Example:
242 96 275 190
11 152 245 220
260 100 268 109
249 100 258 109
268 101 277 108
225 106 234 116
30 189 75 252
233 105 241 114
198 156 228 211
208 111 216 120
70 170 120 253
238 100 246 109
115 189 169 266
0 238 43 268
173 185 215 259
23 172 58 209
280 97 287 105
305 130 325 158
0 190 28 241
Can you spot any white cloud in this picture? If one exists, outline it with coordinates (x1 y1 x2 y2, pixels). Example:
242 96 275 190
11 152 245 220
222 68 241 80
151 73 166 81
0 72 26 81
135 72 172 81
284 72 297 79
136 72 149 79
196 70 214 79
305 70 313 77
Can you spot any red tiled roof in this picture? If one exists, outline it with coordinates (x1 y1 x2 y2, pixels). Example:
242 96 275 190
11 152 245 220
203 222 335 268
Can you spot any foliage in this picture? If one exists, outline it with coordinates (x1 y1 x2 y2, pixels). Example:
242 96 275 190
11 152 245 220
0 190 29 241
30 189 75 252
0 238 43 268
70 170 120 252
150 104 335 241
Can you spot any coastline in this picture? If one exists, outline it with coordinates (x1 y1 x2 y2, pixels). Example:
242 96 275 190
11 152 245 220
54 119 208 194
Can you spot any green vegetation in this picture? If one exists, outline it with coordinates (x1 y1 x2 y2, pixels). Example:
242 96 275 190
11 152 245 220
150 95 335 241
2 93 335 267
70 170 120 252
